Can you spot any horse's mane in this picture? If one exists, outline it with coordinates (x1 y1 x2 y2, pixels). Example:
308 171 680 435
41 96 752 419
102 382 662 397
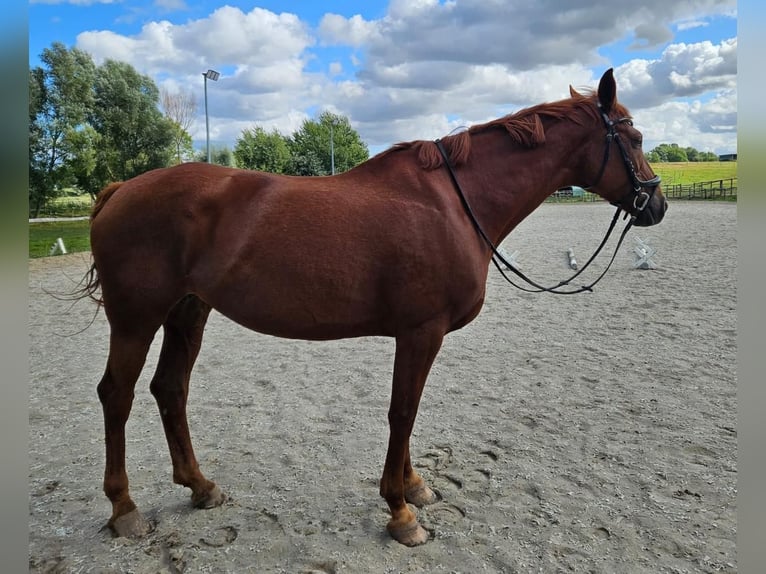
381 90 622 170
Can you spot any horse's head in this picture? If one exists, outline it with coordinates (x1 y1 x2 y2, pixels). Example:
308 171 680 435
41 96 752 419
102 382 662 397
576 69 667 227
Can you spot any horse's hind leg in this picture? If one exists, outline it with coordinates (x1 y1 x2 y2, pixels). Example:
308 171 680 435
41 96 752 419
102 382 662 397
148 295 225 509
98 326 157 538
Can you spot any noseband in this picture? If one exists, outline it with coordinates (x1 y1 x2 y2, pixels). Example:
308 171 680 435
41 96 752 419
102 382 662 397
583 103 662 217
434 103 661 295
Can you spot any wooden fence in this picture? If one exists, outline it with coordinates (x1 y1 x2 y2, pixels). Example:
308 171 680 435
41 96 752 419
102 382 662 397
546 177 737 203
657 178 737 200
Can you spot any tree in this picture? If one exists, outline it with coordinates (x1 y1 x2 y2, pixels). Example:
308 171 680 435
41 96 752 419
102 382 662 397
161 88 197 164
234 126 291 172
66 124 104 200
213 146 235 167
288 111 368 175
194 145 234 166
89 59 176 184
665 144 688 162
286 150 326 176
28 42 96 216
648 143 719 163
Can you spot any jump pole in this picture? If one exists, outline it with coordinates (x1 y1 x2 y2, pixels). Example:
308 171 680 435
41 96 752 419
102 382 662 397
567 248 577 270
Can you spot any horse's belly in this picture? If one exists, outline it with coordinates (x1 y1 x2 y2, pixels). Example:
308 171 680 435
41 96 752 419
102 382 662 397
194 264 394 340
221 296 384 340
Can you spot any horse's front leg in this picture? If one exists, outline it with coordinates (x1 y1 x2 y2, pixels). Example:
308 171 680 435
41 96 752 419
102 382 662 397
403 444 438 507
380 325 444 546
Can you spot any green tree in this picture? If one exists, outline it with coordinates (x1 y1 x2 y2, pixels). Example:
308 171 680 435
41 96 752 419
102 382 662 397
288 111 368 175
665 144 688 162
649 143 720 163
650 143 671 162
234 126 291 172
286 150 327 176
167 123 195 165
66 124 103 200
89 59 176 183
161 88 197 164
28 42 96 216
194 145 234 166
646 149 661 163
213 146 234 166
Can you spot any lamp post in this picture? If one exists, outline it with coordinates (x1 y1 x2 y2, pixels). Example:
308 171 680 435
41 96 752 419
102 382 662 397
330 121 335 175
202 69 220 163
328 116 340 175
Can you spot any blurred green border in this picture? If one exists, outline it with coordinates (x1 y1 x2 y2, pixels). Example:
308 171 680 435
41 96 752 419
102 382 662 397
0 4 31 572
736 3 765 572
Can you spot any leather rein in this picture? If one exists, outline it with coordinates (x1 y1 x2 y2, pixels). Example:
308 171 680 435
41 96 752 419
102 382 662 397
434 104 660 295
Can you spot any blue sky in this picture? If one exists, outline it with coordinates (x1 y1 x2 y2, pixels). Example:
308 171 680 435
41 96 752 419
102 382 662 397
29 0 737 156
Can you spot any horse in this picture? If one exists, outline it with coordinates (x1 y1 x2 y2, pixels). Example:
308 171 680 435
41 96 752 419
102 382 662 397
80 68 666 547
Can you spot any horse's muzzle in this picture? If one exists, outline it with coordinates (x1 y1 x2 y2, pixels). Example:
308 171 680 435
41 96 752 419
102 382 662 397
631 189 668 227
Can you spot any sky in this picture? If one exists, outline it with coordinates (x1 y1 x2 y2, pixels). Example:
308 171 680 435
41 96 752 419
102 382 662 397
28 0 738 157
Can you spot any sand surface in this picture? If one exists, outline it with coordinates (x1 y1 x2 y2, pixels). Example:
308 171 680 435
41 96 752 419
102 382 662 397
29 201 736 573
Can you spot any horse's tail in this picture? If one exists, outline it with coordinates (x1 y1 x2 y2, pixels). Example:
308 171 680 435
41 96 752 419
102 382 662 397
91 181 122 222
79 181 124 306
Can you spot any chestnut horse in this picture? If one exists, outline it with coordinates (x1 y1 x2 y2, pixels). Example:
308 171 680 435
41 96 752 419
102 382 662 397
82 69 666 546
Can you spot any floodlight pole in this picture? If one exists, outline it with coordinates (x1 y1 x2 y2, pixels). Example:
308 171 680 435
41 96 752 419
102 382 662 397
203 69 219 163
330 121 335 175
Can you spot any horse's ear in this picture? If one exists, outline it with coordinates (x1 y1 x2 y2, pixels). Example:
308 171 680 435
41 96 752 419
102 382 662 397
569 85 581 98
598 68 616 113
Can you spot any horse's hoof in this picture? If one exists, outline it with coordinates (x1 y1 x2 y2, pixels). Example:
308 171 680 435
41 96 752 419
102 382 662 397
110 509 152 538
388 518 431 546
405 483 438 507
192 484 226 509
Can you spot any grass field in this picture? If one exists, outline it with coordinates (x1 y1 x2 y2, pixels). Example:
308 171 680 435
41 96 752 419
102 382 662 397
29 162 737 259
29 219 91 259
649 161 737 186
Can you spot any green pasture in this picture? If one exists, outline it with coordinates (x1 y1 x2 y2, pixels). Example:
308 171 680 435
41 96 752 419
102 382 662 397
29 219 91 259
649 161 737 187
29 162 737 259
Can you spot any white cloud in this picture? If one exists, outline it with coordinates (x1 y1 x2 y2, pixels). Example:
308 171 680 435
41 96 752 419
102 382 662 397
72 1 737 154
319 13 379 46
677 19 710 31
616 38 737 108
639 90 737 154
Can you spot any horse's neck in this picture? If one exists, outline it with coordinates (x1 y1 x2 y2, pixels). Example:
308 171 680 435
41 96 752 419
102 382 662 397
459 130 579 246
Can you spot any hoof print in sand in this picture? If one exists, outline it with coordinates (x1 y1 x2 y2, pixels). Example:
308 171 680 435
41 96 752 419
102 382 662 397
199 525 238 547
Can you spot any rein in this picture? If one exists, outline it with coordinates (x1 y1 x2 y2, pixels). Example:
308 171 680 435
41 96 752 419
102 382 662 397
433 119 647 294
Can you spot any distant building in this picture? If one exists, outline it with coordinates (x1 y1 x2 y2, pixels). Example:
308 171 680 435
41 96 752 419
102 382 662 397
718 153 737 161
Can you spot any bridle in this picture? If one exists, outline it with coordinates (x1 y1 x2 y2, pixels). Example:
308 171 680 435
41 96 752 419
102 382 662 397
583 103 662 215
434 103 662 295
